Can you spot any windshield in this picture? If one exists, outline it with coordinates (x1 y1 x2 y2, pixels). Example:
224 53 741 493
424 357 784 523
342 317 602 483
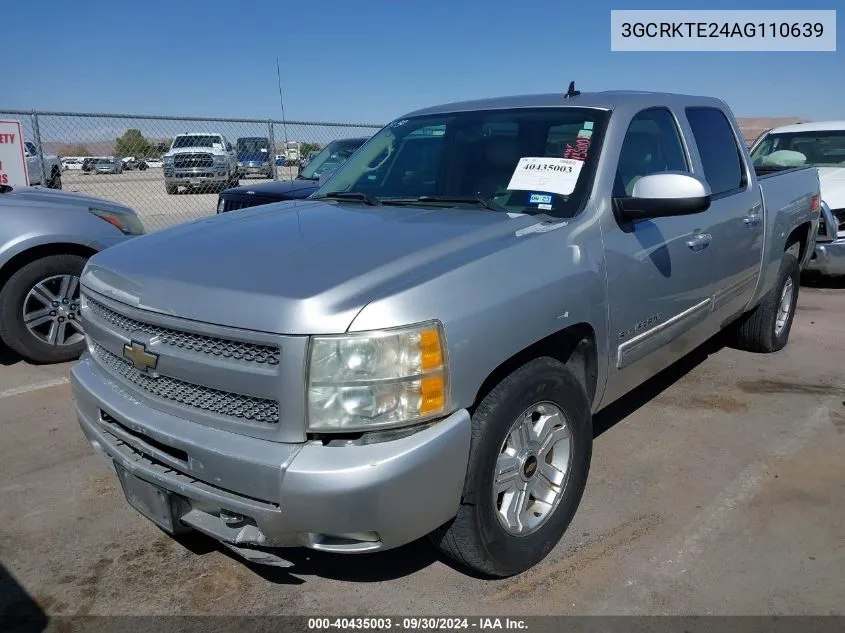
172 135 223 149
751 130 845 168
300 139 366 180
237 138 269 153
95 158 114 164
313 108 607 218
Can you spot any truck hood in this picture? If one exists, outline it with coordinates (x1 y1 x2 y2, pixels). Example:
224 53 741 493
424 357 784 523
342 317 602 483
81 200 543 335
818 167 845 209
167 146 226 156
2 186 134 213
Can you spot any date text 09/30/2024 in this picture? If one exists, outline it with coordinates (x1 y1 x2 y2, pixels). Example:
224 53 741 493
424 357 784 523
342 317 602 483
307 617 529 630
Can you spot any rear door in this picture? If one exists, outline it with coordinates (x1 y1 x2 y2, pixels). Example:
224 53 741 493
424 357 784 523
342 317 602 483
600 107 716 403
684 107 763 326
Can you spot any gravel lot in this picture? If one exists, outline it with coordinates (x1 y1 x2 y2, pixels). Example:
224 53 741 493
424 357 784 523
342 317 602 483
61 168 300 232
2 282 844 620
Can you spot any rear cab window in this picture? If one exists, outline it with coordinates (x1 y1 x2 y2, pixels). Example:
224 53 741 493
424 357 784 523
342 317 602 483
685 107 748 198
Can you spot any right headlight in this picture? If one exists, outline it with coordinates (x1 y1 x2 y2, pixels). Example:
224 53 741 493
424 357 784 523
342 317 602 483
306 321 449 432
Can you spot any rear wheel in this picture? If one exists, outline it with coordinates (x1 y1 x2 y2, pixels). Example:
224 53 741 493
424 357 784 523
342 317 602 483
732 250 800 353
429 357 592 577
47 166 62 189
0 254 88 363
165 183 178 195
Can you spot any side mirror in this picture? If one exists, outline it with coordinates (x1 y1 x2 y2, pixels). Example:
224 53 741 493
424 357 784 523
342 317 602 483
614 172 711 221
226 143 233 151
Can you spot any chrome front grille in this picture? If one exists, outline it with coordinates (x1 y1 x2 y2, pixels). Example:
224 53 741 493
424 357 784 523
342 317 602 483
85 296 279 365
173 153 214 168
93 343 280 424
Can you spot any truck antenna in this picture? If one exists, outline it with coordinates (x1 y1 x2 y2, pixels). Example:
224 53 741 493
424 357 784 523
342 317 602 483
564 81 580 99
276 57 294 185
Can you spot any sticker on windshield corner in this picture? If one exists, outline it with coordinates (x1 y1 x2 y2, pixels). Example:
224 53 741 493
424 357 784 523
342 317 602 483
508 157 584 196
564 126 591 161
529 193 553 205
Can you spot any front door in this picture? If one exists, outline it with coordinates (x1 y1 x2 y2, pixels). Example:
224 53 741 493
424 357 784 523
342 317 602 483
600 107 716 406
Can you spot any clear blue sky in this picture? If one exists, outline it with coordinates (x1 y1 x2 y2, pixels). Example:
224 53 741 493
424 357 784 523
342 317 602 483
4 0 843 123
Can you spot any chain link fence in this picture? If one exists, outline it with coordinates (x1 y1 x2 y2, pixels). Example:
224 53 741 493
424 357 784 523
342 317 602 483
1 110 384 231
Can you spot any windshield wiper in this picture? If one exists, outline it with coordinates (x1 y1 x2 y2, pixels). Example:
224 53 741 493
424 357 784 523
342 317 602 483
315 191 381 206
379 195 510 213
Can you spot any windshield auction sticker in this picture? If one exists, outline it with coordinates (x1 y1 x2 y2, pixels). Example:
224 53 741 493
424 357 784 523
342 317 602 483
507 157 583 196
0 120 29 187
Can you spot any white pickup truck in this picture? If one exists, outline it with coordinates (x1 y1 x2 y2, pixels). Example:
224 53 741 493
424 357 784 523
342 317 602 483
23 140 63 189
751 120 845 276
162 133 239 194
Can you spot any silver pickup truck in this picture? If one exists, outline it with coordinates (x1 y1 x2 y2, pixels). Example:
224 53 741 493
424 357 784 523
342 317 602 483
71 90 820 578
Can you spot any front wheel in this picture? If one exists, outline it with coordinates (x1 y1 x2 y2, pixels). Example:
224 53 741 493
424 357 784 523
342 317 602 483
0 254 88 363
731 250 800 353
165 183 178 195
430 357 592 577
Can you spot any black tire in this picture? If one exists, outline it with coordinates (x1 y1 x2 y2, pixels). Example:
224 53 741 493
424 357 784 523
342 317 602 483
139 163 148 171
429 357 593 577
165 183 178 195
47 166 62 189
732 251 800 353
0 254 88 364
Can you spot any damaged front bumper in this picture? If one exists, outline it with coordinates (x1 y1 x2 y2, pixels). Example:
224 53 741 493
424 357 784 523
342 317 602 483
71 355 471 563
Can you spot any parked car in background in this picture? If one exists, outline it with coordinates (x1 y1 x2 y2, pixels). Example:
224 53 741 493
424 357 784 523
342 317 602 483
0 184 144 363
751 120 845 276
71 90 819 577
145 158 163 169
62 157 85 171
81 157 100 173
162 133 238 194
217 136 369 213
23 141 62 189
122 157 149 171
94 157 124 175
236 137 273 179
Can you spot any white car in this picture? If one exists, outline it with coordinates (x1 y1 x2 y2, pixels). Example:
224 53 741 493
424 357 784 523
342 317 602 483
750 120 845 276
145 158 163 168
161 133 238 194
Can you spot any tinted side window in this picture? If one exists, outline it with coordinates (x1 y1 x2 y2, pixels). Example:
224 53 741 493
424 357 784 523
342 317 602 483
685 107 745 197
614 108 689 196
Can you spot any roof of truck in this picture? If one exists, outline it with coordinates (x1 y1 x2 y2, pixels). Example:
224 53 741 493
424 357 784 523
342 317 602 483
766 121 845 134
403 90 728 118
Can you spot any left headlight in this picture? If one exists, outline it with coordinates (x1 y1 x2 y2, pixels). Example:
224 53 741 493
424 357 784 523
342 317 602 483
307 321 449 432
89 207 146 235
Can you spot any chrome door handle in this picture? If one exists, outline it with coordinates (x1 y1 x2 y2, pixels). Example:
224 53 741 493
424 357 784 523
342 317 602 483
686 232 712 251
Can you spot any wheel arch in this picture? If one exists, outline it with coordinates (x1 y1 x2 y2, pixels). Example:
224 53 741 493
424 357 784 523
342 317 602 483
472 323 599 412
0 242 98 290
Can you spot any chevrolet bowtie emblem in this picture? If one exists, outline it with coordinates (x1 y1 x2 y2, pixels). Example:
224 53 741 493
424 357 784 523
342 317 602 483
123 340 159 372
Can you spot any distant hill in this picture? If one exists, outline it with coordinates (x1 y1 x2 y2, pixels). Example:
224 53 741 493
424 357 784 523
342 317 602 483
736 117 807 146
